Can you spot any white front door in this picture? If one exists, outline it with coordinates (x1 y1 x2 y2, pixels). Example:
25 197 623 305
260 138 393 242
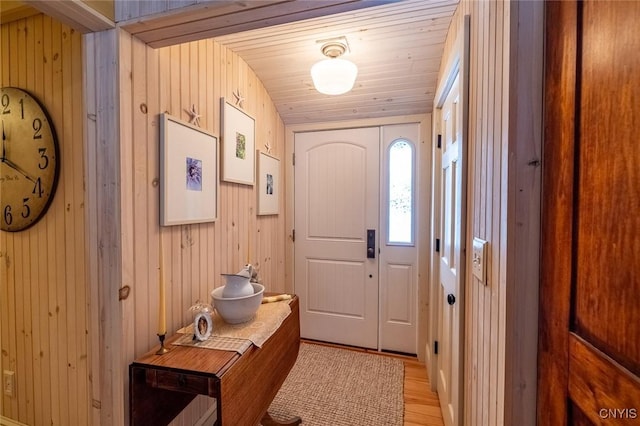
294 128 380 349
436 72 464 426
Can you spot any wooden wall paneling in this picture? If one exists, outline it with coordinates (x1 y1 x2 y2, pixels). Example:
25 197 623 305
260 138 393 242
187 40 199 317
278 119 286 290
197 39 208 302
206 39 220 303
230 53 240 272
0 226 7 414
116 0 139 22
45 17 62 426
73 22 90 425
231 53 240 272
63 28 78 423
478 0 488 418
488 1 503 426
465 0 479 422
29 22 44 425
166 44 181 339
144 36 160 354
477 1 489 424
52 19 70 426
62 20 79 426
1 14 88 426
178 42 190 326
497 0 511 423
83 30 101 426
504 0 542 425
0 18 11 419
202 39 212 300
488 0 506 423
94 28 124 426
156 44 170 350
118 30 136 426
138 0 169 18
220 46 230 278
130 32 150 356
41 19 57 424
13 19 29 423
0 11 7 82
33 19 51 425
210 40 221 293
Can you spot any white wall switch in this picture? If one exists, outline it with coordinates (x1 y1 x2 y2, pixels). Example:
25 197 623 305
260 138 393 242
472 237 489 285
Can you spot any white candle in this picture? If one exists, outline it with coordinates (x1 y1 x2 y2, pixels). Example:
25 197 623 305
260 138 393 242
158 232 166 335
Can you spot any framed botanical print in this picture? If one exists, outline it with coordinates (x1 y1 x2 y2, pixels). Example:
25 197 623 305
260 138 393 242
160 113 218 226
257 151 280 215
221 99 255 185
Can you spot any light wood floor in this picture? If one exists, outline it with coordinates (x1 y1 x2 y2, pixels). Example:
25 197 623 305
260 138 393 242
403 358 444 426
302 340 444 426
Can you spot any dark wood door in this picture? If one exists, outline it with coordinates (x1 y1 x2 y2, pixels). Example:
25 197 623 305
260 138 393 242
539 1 640 424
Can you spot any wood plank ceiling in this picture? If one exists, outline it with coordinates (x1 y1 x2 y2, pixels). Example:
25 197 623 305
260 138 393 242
122 0 459 125
212 0 458 124
9 0 459 126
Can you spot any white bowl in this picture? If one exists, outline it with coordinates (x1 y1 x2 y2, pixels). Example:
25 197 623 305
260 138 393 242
211 283 264 324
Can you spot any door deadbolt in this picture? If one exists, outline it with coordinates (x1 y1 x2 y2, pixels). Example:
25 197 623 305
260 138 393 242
367 229 376 259
447 294 456 305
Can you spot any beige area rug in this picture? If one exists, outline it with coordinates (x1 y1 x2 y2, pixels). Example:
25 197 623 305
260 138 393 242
267 343 404 426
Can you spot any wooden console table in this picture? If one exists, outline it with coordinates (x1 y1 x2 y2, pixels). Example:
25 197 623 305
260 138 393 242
129 296 300 426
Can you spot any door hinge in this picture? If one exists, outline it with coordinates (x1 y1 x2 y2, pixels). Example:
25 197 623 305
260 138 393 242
434 341 439 355
292 229 295 242
435 238 440 253
292 153 295 166
437 134 442 149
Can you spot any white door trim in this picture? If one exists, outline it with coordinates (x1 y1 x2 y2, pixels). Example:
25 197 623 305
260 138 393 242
428 13 470 419
284 114 432 359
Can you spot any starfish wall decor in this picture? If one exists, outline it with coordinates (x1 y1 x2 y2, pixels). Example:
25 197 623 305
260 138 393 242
233 89 245 108
185 104 201 127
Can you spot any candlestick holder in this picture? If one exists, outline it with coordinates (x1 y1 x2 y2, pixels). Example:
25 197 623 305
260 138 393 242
156 333 171 355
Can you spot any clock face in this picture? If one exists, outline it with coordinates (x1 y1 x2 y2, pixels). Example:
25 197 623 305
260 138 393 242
1 87 60 232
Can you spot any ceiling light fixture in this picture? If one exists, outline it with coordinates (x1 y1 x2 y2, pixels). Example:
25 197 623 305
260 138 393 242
311 41 358 95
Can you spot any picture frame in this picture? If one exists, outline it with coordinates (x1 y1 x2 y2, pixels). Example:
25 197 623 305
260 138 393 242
194 312 213 341
257 151 280 215
160 113 218 226
221 98 255 185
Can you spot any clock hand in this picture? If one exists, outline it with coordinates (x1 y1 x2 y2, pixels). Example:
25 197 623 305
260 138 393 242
2 157 37 184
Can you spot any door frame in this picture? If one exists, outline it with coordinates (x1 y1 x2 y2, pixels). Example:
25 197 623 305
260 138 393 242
284 114 432 360
428 15 470 402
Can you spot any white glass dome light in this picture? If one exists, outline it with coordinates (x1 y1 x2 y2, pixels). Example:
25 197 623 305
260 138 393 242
311 42 358 96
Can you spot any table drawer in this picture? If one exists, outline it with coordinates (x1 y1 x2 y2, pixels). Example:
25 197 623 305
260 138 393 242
146 369 212 395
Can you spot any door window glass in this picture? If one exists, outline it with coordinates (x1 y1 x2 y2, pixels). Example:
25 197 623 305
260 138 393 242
388 139 414 245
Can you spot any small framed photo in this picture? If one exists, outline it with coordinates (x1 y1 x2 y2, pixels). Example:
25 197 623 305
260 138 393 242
194 312 213 341
221 99 255 185
160 113 218 226
257 151 280 215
